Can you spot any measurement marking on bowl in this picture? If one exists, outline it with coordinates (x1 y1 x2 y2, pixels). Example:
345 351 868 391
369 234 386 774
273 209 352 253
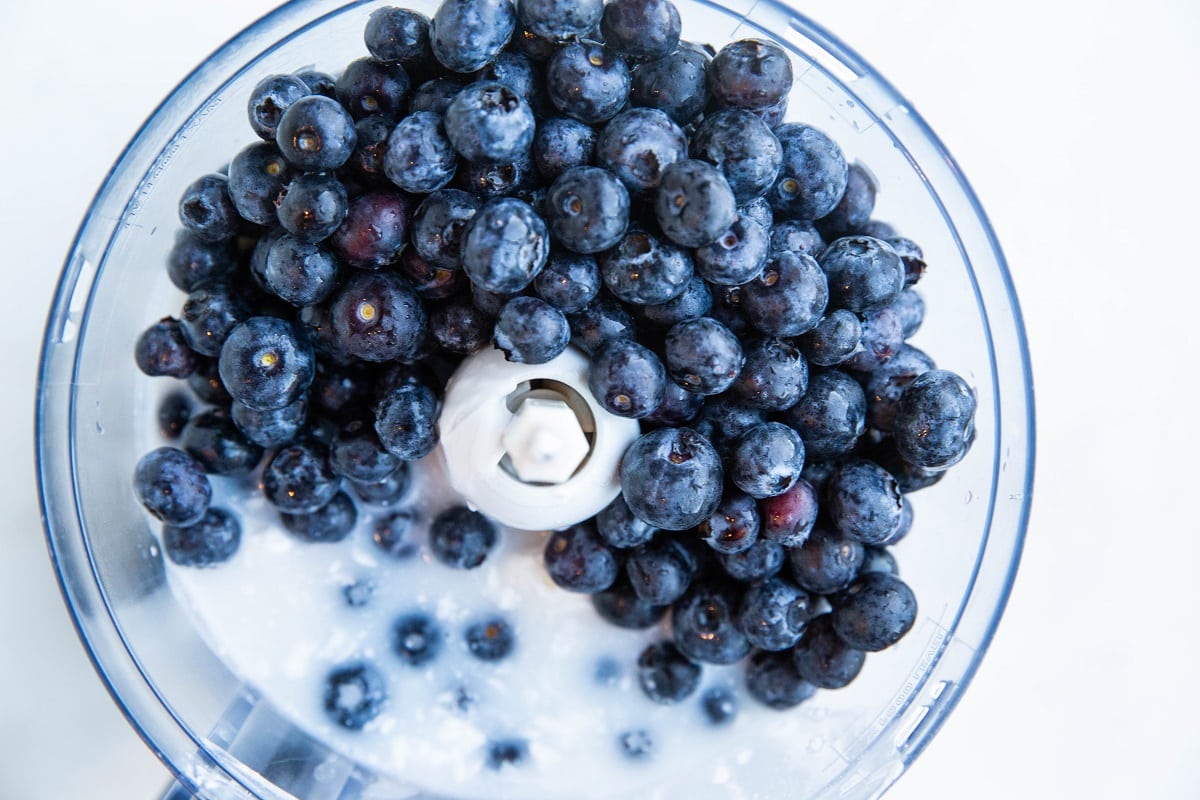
125 95 224 229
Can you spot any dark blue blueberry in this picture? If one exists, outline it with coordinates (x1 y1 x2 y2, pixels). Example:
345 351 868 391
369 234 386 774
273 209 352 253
591 577 668 628
800 460 835 494
374 381 440 460
263 235 339 306
330 190 413 269
335 57 411 120
894 369 976 470
486 738 529 769
745 650 814 710
518 0 601 38
276 95 358 171
364 6 431 64
596 493 657 549
645 379 704 426
476 52 543 104
231 395 306 448
862 545 900 575
330 271 425 363
691 109 782 202
788 525 865 595
709 39 792 110
700 686 738 725
596 108 687 196
718 538 784 583
694 216 769 287
227 141 294 225
134 447 211 527
889 287 925 339
618 729 654 760
567 294 636 354
817 162 877 240
544 521 619 593
587 338 666 418
431 0 515 73
166 232 236 292
343 579 375 607
347 115 396 185
534 250 600 312
181 408 263 476
460 197 549 293
453 153 538 198
295 70 337 98
533 117 598 182
759 478 818 548
392 613 444 666
161 507 240 567
472 285 515 317
218 316 315 411
770 124 848 221
599 228 693 305
655 159 738 248
186 357 231 406
545 166 631 254
640 276 711 329
699 491 760 555
412 189 482 270
262 440 340 513
430 506 497 569
179 174 239 242
493 296 569 364
832 571 917 651
330 419 402 483
429 298 493 354
862 343 936 433
248 74 312 141
136 317 198 378
799 309 862 367
692 396 766 454
889 236 927 286
324 662 386 729
601 0 680 59
739 196 773 230
731 422 805 499
664 317 743 396
785 370 866 459
792 613 866 689
731 338 808 411
276 172 348 243
408 77 465 115
741 251 828 337
819 235 905 312
626 535 694 605
770 218 825 256
158 392 190 440
371 509 418 558
672 580 750 664
281 490 358 542
350 464 413 507
844 307 904 372
445 82 534 164
546 42 630 125
382 111 458 193
736 577 813 651
465 615 515 661
858 220 897 239
629 47 710 126
637 641 700 704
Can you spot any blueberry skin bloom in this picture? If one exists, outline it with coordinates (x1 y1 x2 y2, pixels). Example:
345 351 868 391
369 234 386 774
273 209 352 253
601 0 681 59
630 47 710 126
664 317 744 396
276 95 358 171
263 234 339 306
693 216 770 287
412 189 482 269
785 370 867 460
626 536 694 605
731 422 806 499
518 0 602 39
832 572 918 652
247 74 311 141
788 525 865 595
770 124 848 221
383 111 458 193
374 381 440 460
546 42 631 125
736 577 814 651
460 197 549 293
588 338 666 418
329 191 413 269
792 613 866 689
430 506 498 569
276 171 348 243
227 141 294 225
620 427 723 530
262 440 341 514
596 108 688 196
493 296 569 364
731 337 809 411
534 250 600 312
431 0 516 73
133 447 212 527
744 650 814 710
637 641 700 704
544 522 619 593
162 507 241 568
445 82 535 164
690 109 782 202
364 7 431 64
799 309 862 367
844 307 904 372
545 166 630 254
709 39 793 111
599 228 693 305
894 369 977 470
655 159 738 248
741 251 829 337
335 57 411 121
533 117 598 182
596 494 657 549
179 175 239 243
819 235 905 312
218 317 315 412
329 271 426 363
136 317 198 378
672 580 750 665
826 459 905 545
324 662 387 730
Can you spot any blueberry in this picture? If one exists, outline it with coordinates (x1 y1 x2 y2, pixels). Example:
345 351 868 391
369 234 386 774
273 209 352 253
731 337 808 410
181 408 263 476
262 440 340 513
544 166 631 254
276 171 348 243
744 650 814 710
276 95 358 171
759 478 818 548
844 307 903 372
392 613 444 665
544 522 619 593
599 228 693 305
517 0 601 38
330 419 402 483
730 422 805 499
591 577 668 628
263 235 339 306
329 271 425 363
788 525 865 595
630 47 710 126
134 447 211 527
329 191 413 269
890 236 928 286
567 294 636 354
166 232 237 292
637 641 700 704
700 686 738 726
817 162 877 239
893 369 976 470
429 298 493 354
475 51 544 107
179 174 239 243
862 343 936 433
324 662 386 729
626 535 694 605
645 379 704 426
691 109 782 202
736 577 813 651
380 111 457 193
218 317 315 411
601 0 680 59
771 219 825 256
799 309 862 367
672 580 750 664
227 141 294 225
335 57 411 120
741 251 828 337
832 571 917 651
343 579 375 607
412 189 482 269
371 509 418 558
655 159 738 248
546 42 630 125
486 738 529 769
889 287 926 339
187 358 232 406
595 494 657 549
350 465 413 507
465 615 515 661
587 338 666 418
692 396 766 454
158 392 190 440
640 276 712 329
161 507 240 568
364 6 431 64
374 381 439 460
431 0 515 73
618 729 654 760
792 613 866 689
699 491 760 555
819 236 905 312
664 317 743 396
718 538 785 583
460 197 549 293
738 196 773 230
694 216 769 287
709 39 792 110
430 506 497 569
596 108 687 196
493 296 569 364
533 117 598 182
445 82 534 164
454 154 537 198
231 396 307 448
533 250 600 313
408 77 465 115
248 74 311 141
135 318 198 378
295 70 337 98
770 124 848 221
347 115 397 185
281 490 358 543
785 370 866 460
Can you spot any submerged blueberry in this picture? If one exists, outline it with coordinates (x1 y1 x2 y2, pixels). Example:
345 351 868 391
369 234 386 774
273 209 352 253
430 506 498 569
162 507 241 568
324 662 387 729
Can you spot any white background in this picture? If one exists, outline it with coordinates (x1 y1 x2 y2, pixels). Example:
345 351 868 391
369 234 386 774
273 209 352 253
1 0 1197 798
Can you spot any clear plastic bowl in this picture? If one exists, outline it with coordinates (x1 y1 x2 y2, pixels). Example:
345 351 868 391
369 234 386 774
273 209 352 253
36 0 1035 798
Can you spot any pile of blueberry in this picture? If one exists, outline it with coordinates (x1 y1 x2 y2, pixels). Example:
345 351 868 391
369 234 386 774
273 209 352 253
131 0 978 738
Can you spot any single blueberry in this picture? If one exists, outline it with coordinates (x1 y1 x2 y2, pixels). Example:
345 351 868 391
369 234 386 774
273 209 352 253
382 111 458 193
347 114 396 184
430 0 516 74
736 577 814 651
465 615 515 661
637 641 700 704
518 0 601 38
785 370 866 460
179 174 239 243
672 580 750 665
544 522 619 593
231 396 307 448
329 190 414 269
324 662 387 729
430 506 498 569
136 317 198 378
161 507 240 567
546 42 630 125
596 108 688 196
694 216 770 287
799 309 863 367
690 109 782 202
534 250 600 313
371 509 418 558
567 294 636 354
181 408 263 476
166 232 237 292
817 162 877 240
700 686 738 726
832 571 918 652
861 343 936 433
596 494 657 549
134 447 211 527
350 465 413 507
412 189 482 269
862 545 901 575
429 298 493 354
335 57 411 120
276 95 358 171
533 117 598 182
601 0 680 59
788 525 865 595
544 166 631 254
392 613 444 666
276 171 348 243
486 738 530 769
248 74 312 141
187 358 232 406
741 251 829 337
640 276 712 329
599 228 693 305
771 219 825 256
664 317 744 396
889 236 928 286
262 440 340 514
364 6 431 64
655 159 738 248
792 613 866 689
770 124 848 221
587 338 667 418
374 381 440 460
263 234 339 306
218 316 315 411
591 577 669 629
295 70 337 98
759 478 819 548
645 379 705 427
718 538 785 583
281 490 358 543
227 141 294 225
460 197 549 293
731 338 809 411
698 491 760 555
731 422 806 499
744 650 815 710
893 369 976 470
445 82 535 165
626 535 695 605
819 235 905 312
708 38 792 111
493 295 570 364
630 47 710 126
329 271 426 363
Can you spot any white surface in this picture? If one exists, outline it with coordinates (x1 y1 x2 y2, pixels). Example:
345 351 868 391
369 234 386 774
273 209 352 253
1 1 1198 799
